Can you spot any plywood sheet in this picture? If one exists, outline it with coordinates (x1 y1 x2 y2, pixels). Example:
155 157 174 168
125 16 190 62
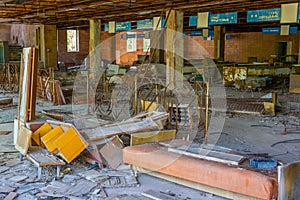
131 130 176 146
100 136 124 169
15 126 32 155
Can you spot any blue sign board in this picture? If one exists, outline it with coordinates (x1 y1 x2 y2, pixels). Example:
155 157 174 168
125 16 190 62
137 34 145 38
247 8 280 22
116 22 131 31
190 30 202 36
189 16 197 26
104 24 109 32
290 26 298 34
262 27 280 34
209 12 237 25
137 19 153 29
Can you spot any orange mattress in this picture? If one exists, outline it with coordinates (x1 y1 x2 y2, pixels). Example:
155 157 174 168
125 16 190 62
123 143 278 200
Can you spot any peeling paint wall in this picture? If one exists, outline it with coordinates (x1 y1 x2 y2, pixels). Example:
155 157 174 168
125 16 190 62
10 24 40 47
0 24 11 42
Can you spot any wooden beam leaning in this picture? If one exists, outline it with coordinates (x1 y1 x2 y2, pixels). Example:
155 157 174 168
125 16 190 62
18 47 38 123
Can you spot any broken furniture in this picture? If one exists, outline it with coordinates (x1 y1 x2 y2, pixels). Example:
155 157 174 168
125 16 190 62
123 142 278 200
15 125 65 179
15 120 88 179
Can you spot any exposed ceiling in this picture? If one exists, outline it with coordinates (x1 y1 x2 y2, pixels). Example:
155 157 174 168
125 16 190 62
0 0 299 31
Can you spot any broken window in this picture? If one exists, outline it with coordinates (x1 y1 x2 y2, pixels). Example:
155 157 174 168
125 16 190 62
67 30 79 52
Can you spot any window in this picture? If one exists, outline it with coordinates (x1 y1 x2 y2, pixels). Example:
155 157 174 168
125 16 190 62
143 38 150 52
126 32 136 52
67 30 79 52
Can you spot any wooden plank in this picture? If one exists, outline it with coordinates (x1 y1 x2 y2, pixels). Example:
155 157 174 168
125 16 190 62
4 192 18 200
26 146 65 167
19 48 31 122
28 48 38 121
168 146 245 166
0 98 12 105
133 166 259 200
15 126 32 155
85 118 159 141
130 130 176 146
142 190 178 200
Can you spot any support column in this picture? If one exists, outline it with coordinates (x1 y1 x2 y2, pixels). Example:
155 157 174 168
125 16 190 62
89 19 101 74
111 33 116 63
40 25 58 69
150 30 164 63
214 26 225 61
166 10 184 89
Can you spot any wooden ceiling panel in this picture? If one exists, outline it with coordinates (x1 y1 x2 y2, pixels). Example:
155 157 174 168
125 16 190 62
0 0 298 31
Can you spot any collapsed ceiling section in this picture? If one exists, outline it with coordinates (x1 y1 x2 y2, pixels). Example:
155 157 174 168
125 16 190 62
0 0 298 30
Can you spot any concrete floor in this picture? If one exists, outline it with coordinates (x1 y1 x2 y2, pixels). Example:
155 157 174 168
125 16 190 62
0 87 299 199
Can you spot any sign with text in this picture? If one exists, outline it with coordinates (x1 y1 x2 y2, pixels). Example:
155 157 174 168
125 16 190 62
209 12 238 25
137 19 153 29
116 22 131 31
247 8 280 22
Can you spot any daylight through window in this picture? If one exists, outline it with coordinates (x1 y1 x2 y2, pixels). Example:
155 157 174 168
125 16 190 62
67 30 79 52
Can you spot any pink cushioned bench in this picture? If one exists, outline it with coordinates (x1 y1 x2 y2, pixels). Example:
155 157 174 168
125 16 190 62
123 143 278 200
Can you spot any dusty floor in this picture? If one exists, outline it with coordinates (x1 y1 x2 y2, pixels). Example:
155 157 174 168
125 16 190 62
0 84 299 199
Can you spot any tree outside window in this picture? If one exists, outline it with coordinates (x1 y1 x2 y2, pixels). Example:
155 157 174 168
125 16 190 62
67 30 79 52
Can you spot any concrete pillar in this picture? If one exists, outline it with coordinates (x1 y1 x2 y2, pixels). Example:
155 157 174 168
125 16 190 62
214 26 225 61
166 10 184 89
150 30 164 63
89 19 101 74
40 25 58 69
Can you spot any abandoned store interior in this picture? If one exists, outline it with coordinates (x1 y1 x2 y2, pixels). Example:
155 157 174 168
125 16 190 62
0 0 300 199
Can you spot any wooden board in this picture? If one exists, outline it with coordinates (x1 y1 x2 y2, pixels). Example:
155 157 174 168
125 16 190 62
26 146 65 167
53 127 88 163
289 74 300 94
85 118 159 141
18 47 38 122
15 126 32 155
0 98 12 106
131 130 176 146
99 136 124 169
32 122 52 146
18 48 32 122
28 48 38 121
168 146 245 166
4 192 18 200
278 161 300 200
41 126 64 153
